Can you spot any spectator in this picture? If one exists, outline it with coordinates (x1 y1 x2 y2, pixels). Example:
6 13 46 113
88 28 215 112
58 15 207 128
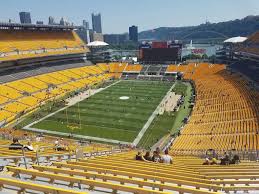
23 142 34 151
203 158 210 165
211 157 217 165
220 152 230 165
54 138 66 151
54 138 59 147
152 151 161 163
9 138 23 150
231 154 240 164
135 151 146 161
156 147 161 155
143 151 152 161
161 149 173 164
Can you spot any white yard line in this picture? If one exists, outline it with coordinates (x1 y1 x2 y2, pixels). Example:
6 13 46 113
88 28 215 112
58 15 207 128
133 82 177 146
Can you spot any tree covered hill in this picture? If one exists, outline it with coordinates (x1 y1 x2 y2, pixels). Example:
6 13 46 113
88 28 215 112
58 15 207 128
139 15 259 41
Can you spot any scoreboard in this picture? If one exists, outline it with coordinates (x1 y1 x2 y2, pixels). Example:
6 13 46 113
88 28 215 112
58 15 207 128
139 41 182 62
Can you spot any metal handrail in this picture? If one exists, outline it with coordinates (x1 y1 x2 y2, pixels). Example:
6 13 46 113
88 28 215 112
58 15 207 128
0 144 28 169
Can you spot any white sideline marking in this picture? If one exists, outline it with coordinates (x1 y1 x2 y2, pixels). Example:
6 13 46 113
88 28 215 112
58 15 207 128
23 127 130 144
133 82 177 146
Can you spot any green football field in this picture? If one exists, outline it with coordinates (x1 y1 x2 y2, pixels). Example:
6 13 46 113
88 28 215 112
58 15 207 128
31 81 172 142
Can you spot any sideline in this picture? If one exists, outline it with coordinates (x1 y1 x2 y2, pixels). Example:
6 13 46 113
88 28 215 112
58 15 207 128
133 82 177 146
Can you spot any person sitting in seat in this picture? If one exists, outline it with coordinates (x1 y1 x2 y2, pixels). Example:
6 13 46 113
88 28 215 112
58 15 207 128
54 138 66 151
156 147 161 155
231 154 240 164
220 152 230 165
152 151 161 163
161 149 173 164
23 141 34 151
143 151 153 161
9 138 23 150
54 138 59 147
203 158 210 165
210 157 218 165
135 151 147 161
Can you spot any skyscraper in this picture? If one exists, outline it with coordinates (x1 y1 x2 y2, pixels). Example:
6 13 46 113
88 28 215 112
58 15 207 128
91 13 102 33
60 17 65 26
129 25 138 42
19 12 32 24
83 20 89 30
48 16 55 25
104 34 127 45
36 21 44 25
76 27 90 44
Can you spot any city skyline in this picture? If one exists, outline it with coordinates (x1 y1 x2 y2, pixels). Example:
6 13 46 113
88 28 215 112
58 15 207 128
0 0 259 34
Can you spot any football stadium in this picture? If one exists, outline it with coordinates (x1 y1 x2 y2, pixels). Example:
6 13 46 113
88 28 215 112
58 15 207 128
0 2 259 194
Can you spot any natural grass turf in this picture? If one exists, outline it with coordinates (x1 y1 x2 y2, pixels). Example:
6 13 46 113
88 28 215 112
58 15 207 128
170 82 193 132
138 81 193 149
30 80 172 142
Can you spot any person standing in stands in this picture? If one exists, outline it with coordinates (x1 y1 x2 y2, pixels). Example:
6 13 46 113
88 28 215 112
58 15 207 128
161 149 173 164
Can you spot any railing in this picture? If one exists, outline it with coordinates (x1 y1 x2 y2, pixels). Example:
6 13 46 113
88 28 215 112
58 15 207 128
0 143 124 170
171 149 259 161
0 145 28 169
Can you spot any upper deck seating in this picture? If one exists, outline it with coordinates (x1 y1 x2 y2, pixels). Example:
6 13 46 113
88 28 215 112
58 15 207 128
0 30 89 62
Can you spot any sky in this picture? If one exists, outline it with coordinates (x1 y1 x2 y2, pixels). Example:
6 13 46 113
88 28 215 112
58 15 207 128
0 0 258 34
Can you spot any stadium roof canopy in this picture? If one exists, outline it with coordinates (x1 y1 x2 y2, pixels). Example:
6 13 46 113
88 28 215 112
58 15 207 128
87 41 109 47
0 22 76 30
224 36 247 43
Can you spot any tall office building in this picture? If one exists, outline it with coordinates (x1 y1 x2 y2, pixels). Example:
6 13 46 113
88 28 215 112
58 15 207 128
19 12 32 24
76 27 90 44
129 25 138 42
91 13 102 33
104 34 128 45
83 20 89 30
36 21 44 25
48 16 55 25
60 17 65 26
